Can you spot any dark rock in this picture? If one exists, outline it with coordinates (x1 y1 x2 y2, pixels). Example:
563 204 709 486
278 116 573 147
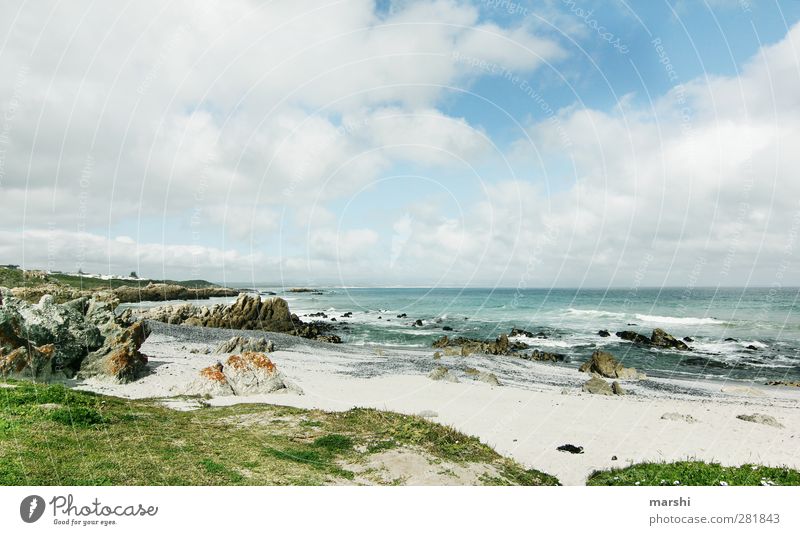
597 329 611 337
556 444 584 454
683 336 694 343
341 312 353 318
650 328 689 350
615 330 652 345
414 319 423 327
442 326 453 331
78 321 150 383
509 327 534 338
522 350 565 362
725 337 738 342
745 345 759 351
397 313 407 318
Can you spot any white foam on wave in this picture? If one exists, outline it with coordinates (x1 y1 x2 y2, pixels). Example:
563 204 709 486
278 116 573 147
565 308 625 319
634 314 725 326
509 336 574 349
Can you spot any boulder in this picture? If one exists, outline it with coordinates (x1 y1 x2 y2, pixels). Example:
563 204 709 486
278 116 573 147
78 321 150 383
650 328 690 350
615 330 652 346
611 381 625 395
522 350 565 362
428 366 459 383
597 329 611 337
215 335 275 354
431 333 515 356
189 352 300 396
0 293 105 379
582 376 613 395
474 371 501 386
137 294 340 343
578 350 645 380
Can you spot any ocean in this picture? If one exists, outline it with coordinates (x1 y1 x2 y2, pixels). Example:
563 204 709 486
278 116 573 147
133 286 800 383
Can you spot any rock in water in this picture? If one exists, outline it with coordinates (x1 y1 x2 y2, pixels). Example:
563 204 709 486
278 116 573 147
650 328 690 350
428 366 459 383
611 381 626 395
615 330 652 345
189 352 300 396
582 376 613 395
736 413 784 428
215 335 275 354
597 329 611 337
578 350 645 380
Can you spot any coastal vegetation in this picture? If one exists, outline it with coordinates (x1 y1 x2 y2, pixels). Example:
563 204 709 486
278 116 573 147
0 379 558 486
588 461 800 486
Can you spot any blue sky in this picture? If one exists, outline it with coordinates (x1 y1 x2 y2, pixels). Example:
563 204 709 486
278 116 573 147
2 0 800 287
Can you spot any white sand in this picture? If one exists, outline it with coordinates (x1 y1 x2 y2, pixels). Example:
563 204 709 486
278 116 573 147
77 324 800 485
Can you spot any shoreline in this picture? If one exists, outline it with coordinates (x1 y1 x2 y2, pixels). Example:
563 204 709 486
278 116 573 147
76 320 800 486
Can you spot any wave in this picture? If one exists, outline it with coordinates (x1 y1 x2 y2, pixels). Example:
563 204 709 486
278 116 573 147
634 314 725 326
565 308 625 319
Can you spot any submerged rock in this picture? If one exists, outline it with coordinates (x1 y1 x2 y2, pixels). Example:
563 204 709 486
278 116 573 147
615 330 652 346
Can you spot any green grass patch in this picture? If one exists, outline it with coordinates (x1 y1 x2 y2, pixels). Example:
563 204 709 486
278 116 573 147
587 461 800 486
0 379 557 486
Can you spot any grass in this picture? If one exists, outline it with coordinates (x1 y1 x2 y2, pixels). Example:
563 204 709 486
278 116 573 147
0 265 220 291
0 379 558 486
588 461 800 486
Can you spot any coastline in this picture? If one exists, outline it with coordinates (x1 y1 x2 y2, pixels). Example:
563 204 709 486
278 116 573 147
77 321 800 486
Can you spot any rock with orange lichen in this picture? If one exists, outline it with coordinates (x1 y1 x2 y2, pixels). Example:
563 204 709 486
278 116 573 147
0 344 57 381
187 352 301 397
78 321 151 383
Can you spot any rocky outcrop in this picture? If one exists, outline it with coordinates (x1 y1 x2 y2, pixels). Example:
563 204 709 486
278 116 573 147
0 291 150 383
578 350 646 380
215 335 275 354
615 330 652 345
521 349 565 362
137 293 341 343
111 283 238 303
430 333 524 356
650 328 690 350
615 328 690 350
189 352 300 396
78 321 150 383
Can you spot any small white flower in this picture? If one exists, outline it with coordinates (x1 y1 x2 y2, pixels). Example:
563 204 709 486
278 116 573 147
673 480 680 485
719 481 728 486
635 481 641 486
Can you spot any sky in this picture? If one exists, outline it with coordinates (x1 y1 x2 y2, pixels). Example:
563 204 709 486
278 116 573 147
1 0 799 288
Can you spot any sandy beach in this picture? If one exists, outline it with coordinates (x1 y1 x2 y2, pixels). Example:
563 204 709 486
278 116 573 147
77 321 800 486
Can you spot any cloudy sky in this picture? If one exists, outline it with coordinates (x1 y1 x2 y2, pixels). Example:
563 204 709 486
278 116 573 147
1 0 799 288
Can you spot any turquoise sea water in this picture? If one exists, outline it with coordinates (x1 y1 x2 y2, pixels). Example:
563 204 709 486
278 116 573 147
269 286 800 383
129 286 800 383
